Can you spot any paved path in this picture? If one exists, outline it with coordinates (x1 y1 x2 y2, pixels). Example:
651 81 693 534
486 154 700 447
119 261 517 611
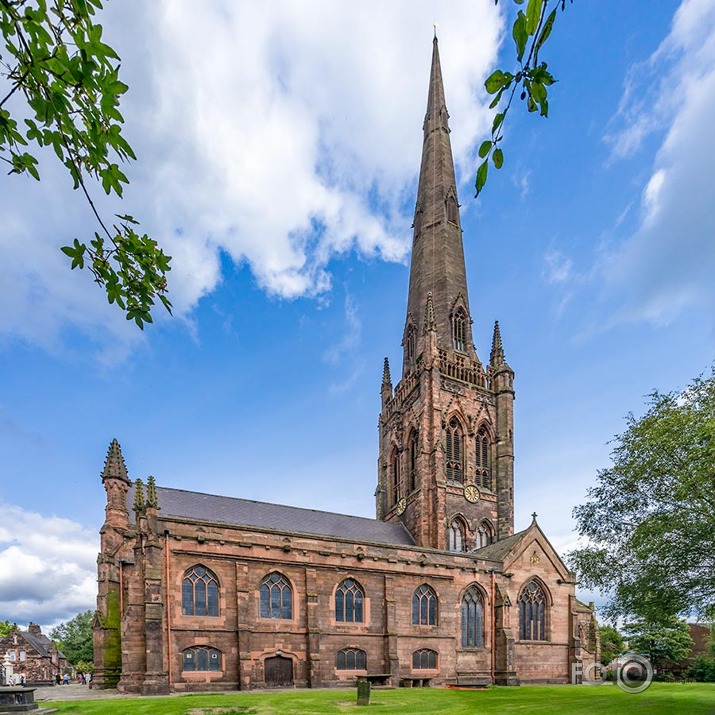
35 684 135 701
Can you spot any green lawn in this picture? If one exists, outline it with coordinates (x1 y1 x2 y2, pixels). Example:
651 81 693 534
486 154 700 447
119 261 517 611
45 683 715 715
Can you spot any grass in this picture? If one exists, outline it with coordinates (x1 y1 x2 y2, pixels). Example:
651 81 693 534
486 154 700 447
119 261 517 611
45 683 715 715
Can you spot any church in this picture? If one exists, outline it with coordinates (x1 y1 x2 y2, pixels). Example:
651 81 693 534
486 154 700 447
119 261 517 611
93 37 599 694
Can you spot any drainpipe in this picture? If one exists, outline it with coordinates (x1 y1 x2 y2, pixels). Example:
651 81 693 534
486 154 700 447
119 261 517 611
490 569 496 685
164 530 173 691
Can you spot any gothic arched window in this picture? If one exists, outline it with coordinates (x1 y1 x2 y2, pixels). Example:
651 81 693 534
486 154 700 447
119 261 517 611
408 431 419 493
461 586 484 647
337 648 366 670
452 308 467 352
412 584 438 625
476 426 491 490
448 518 465 552
260 572 292 620
519 580 548 641
391 448 401 505
182 565 219 617
445 417 463 482
182 646 221 672
335 578 364 623
476 521 494 549
412 648 438 669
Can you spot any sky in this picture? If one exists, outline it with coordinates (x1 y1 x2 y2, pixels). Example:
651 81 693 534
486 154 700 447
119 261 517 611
1 0 714 631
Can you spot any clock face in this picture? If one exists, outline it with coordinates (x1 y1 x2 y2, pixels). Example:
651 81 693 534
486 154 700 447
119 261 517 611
464 485 480 503
395 497 407 515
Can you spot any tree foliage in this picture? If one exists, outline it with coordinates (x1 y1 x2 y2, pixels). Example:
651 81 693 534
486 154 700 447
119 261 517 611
476 0 572 196
1 0 171 328
623 616 693 671
599 624 625 666
0 620 14 638
49 609 93 665
570 368 715 622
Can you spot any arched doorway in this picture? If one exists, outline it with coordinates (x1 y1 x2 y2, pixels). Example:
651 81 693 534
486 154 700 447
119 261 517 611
264 655 293 687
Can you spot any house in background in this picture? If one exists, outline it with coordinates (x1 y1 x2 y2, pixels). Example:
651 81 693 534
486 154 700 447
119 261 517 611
0 623 67 686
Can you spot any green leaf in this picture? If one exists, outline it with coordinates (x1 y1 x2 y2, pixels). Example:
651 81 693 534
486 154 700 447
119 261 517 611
512 12 528 62
493 148 504 170
475 159 489 197
492 111 505 134
526 0 544 35
535 8 557 57
485 70 505 95
478 140 492 159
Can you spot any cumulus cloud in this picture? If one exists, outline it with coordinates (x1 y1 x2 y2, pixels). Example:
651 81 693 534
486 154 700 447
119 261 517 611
0 1 504 352
0 504 97 631
600 0 715 326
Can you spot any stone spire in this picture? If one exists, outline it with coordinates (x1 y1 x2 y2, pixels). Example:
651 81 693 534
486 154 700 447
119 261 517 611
101 438 130 483
382 357 392 387
133 478 145 513
146 475 159 510
404 35 475 372
490 320 505 366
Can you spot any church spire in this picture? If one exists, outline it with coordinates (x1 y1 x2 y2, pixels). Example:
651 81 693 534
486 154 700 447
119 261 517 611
404 35 475 373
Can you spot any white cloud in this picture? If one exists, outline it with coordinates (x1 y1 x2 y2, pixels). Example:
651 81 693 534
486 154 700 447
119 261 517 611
0 504 97 631
601 0 715 327
0 1 504 352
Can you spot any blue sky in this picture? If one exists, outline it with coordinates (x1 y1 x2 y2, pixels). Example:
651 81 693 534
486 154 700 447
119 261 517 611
1 0 714 629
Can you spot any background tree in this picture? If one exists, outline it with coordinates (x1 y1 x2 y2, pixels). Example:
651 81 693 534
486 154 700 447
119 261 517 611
569 367 715 622
623 616 693 673
0 620 14 638
1 0 171 328
49 610 93 665
599 624 625 666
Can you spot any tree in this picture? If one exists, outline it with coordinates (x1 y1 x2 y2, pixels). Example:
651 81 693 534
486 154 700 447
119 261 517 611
476 0 572 196
50 610 93 665
570 368 715 622
623 617 693 673
1 0 171 328
599 624 625 666
0 620 14 638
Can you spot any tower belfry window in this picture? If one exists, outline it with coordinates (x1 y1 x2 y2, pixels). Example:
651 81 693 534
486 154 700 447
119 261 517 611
445 417 463 482
448 519 465 552
476 426 491 490
391 448 401 505
452 308 467 352
408 432 418 492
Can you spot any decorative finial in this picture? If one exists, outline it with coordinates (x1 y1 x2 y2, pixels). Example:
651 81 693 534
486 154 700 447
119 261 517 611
433 22 438 39
133 478 145 512
382 357 392 386
101 438 130 483
490 320 505 366
146 475 159 509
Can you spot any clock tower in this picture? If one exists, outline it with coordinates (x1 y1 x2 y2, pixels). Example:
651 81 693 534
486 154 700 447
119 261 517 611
376 36 515 550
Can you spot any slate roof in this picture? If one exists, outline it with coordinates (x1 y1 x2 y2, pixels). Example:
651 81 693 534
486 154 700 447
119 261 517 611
127 485 416 547
18 630 64 660
470 528 529 561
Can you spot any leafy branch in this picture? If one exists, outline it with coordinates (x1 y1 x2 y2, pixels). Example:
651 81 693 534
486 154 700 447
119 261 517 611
0 0 171 328
475 0 572 197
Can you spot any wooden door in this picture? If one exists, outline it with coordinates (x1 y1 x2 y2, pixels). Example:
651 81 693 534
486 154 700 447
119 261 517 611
265 655 293 687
